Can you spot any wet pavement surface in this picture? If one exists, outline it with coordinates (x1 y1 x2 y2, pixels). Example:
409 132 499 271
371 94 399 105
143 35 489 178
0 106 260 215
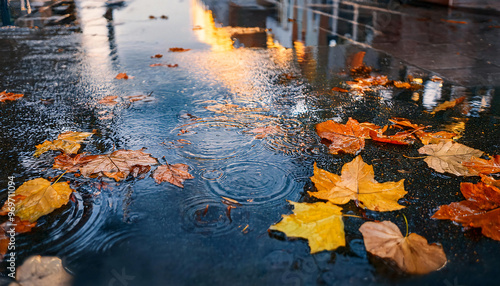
0 0 499 285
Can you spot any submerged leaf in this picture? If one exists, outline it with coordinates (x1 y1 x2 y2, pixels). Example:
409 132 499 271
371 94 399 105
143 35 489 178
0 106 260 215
309 156 406 211
34 131 93 157
0 178 73 222
359 221 447 274
418 141 483 176
269 201 345 253
15 255 73 286
248 125 280 139
152 162 194 188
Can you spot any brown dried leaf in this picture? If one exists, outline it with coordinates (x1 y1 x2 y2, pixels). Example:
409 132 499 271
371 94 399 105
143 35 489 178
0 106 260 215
316 118 370 155
418 141 484 176
462 155 500 175
152 162 194 188
359 221 447 274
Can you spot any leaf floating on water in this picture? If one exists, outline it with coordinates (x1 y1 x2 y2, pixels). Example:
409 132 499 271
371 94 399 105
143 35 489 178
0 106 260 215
418 141 483 176
309 156 407 212
53 153 94 172
432 182 500 241
359 221 447 274
462 155 500 175
0 217 36 260
115 73 133 80
34 131 93 157
0 178 73 223
14 255 73 286
0 90 24 102
98 95 119 105
149 63 178 68
169 47 191 52
151 54 163 58
431 96 466 114
269 201 345 253
316 118 370 155
79 149 158 181
152 162 194 188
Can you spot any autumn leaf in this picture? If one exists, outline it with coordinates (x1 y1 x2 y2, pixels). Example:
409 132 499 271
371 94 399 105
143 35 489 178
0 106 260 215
0 217 36 259
316 118 370 155
309 156 407 211
418 141 483 176
14 255 73 286
98 95 119 105
481 174 500 188
359 221 447 274
462 155 500 175
79 149 158 181
248 125 280 139
124 94 153 102
0 90 24 102
149 63 178 68
441 19 467 24
351 51 365 69
151 54 163 58
152 162 194 188
415 130 457 145
115 73 133 79
388 118 428 131
331 87 348 92
169 47 191 52
34 131 93 157
0 178 73 222
370 130 416 145
431 96 466 114
53 153 94 172
432 182 500 241
269 201 345 253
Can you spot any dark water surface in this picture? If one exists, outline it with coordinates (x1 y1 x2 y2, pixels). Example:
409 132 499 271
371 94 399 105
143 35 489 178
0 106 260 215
0 0 499 285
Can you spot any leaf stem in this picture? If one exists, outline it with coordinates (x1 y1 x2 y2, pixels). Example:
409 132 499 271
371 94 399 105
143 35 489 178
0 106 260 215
403 213 409 237
52 170 68 185
403 155 427 159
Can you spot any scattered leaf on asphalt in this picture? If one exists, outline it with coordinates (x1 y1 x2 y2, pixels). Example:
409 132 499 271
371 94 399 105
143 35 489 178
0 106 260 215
169 47 191 52
370 130 416 145
481 174 500 188
431 96 466 114
418 141 484 176
462 155 500 175
316 118 370 155
79 149 158 181
359 221 447 274
0 178 73 222
269 201 345 253
34 131 93 157
0 90 24 102
432 182 500 241
152 162 194 188
309 156 407 211
14 255 73 286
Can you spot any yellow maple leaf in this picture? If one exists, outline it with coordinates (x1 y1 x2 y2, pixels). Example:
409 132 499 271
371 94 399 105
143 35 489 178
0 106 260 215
269 201 345 253
0 178 73 223
34 131 93 157
309 156 406 211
